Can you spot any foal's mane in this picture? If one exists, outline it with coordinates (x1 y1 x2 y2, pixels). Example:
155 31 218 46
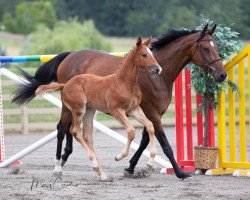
150 29 198 50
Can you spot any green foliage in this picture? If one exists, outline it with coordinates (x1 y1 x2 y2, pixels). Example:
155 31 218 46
1 0 250 38
3 1 57 34
157 5 198 34
189 16 241 110
21 19 112 55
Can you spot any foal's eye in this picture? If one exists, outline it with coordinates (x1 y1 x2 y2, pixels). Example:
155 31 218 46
203 47 210 52
142 54 147 58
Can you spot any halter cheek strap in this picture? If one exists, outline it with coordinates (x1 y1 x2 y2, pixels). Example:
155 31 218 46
191 37 222 75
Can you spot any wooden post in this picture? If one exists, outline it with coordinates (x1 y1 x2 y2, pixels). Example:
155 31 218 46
21 105 29 134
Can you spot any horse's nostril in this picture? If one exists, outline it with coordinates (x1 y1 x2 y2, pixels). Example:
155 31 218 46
156 68 160 73
220 73 227 80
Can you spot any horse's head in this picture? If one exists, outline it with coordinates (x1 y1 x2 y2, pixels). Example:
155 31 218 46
134 36 162 76
191 24 227 82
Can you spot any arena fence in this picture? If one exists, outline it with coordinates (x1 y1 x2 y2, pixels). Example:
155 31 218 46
207 44 250 177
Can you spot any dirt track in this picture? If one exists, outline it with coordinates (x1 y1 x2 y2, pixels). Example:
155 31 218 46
0 127 250 200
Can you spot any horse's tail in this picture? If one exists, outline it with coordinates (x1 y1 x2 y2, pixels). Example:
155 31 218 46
35 83 65 95
12 51 71 105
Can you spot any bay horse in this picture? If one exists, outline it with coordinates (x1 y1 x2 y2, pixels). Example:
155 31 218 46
12 24 227 180
35 36 161 181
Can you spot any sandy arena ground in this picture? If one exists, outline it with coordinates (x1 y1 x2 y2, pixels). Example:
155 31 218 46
0 127 250 200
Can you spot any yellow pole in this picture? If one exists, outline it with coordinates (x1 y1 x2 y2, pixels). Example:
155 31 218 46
217 92 226 167
228 68 236 162
248 52 250 137
238 59 247 163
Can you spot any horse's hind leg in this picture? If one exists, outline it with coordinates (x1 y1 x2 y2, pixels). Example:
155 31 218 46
112 109 136 161
53 104 72 175
128 106 157 169
61 130 73 166
82 107 112 182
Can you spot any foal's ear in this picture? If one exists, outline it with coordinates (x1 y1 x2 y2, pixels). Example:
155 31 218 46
136 36 142 46
142 36 152 46
208 24 217 35
199 24 208 40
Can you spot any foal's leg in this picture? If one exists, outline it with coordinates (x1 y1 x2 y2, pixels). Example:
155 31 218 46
68 103 108 181
112 109 136 161
82 108 111 181
128 106 157 168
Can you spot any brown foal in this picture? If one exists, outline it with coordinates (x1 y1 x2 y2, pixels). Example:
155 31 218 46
35 36 162 181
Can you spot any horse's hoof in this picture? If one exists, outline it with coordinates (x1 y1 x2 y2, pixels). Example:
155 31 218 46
123 169 135 178
61 159 66 166
179 173 192 181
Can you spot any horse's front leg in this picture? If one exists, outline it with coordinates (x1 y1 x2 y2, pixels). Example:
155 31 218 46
124 128 149 174
125 117 191 180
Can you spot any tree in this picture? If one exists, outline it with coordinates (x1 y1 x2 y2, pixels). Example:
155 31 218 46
3 1 57 34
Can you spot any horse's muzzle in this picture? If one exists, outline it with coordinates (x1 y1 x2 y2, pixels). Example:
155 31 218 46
149 64 162 76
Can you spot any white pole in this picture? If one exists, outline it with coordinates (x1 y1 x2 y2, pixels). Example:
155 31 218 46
0 131 57 167
0 68 172 168
93 120 172 168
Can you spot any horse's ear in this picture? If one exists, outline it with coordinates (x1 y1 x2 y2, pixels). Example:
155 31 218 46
142 36 152 46
136 36 142 46
199 24 208 40
209 24 217 35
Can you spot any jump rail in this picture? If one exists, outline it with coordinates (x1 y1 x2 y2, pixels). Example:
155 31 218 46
0 53 171 169
207 44 250 177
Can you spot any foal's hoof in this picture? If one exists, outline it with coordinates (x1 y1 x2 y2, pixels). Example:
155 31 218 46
53 170 62 177
115 155 122 161
146 163 154 170
101 176 113 182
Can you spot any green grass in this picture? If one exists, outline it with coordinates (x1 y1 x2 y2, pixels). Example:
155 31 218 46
29 114 60 122
3 115 20 123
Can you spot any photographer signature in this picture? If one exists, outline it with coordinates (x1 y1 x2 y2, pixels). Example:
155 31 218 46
30 177 79 191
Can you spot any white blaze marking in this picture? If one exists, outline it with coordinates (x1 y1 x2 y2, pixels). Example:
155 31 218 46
210 41 215 47
147 47 153 55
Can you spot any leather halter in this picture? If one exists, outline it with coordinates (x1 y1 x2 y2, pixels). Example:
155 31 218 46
191 36 222 75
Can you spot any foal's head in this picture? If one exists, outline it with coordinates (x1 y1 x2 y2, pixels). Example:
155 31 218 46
191 24 227 82
131 36 162 76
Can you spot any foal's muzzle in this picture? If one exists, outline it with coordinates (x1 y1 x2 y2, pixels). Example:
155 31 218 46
149 64 162 76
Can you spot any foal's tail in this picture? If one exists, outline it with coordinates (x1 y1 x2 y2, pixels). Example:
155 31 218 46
11 51 71 105
35 83 65 95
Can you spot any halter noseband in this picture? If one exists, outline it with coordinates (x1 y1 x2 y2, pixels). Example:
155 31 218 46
191 36 221 75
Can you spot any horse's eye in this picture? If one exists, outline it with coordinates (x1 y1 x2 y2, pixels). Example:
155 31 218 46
142 54 147 58
203 47 210 52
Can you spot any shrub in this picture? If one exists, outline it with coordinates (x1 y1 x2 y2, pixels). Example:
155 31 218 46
21 19 112 55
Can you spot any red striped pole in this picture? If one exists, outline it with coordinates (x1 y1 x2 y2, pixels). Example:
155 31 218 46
175 72 184 165
196 94 204 146
185 70 193 160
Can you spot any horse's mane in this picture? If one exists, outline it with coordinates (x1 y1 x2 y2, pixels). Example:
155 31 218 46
150 29 199 50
